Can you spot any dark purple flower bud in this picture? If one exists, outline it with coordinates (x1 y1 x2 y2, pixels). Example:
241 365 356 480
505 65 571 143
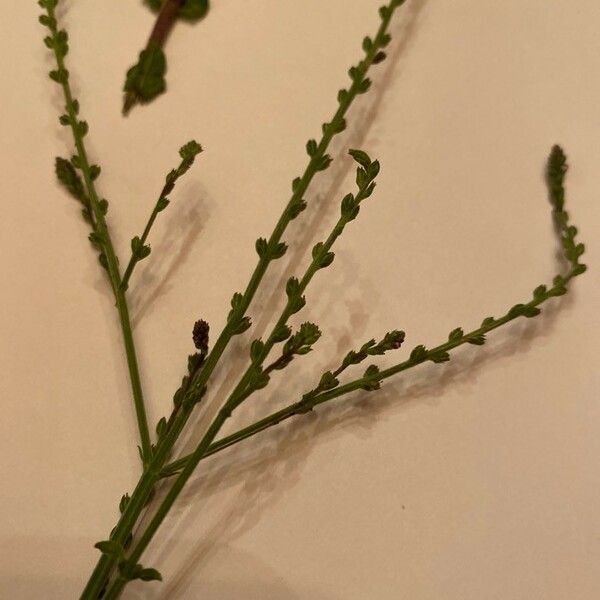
192 319 209 352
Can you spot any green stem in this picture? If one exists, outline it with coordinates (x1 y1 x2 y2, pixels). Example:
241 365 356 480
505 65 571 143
161 145 585 481
44 4 152 462
161 258 584 478
175 0 405 411
103 147 380 599
103 405 232 599
120 142 201 291
81 1 409 594
121 203 160 289
79 326 236 599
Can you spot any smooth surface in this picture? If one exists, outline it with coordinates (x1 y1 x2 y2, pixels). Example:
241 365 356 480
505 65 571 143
1 1 599 598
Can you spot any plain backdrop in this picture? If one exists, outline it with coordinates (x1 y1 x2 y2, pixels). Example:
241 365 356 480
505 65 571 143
1 1 599 598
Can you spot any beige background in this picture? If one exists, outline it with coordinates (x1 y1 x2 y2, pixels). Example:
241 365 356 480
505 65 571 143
1 1 600 598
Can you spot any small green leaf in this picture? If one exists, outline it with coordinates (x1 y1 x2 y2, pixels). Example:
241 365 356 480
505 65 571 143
481 317 495 328
131 236 151 259
361 364 381 391
286 277 301 299
255 237 269 258
98 253 109 271
448 327 464 342
119 494 130 514
319 371 339 391
348 149 371 169
49 68 68 83
77 121 89 137
155 417 167 438
124 43 167 104
89 165 101 181
341 349 361 369
248 368 270 391
88 232 104 248
315 154 333 171
188 352 205 374
331 118 346 134
341 193 359 220
533 285 547 300
288 198 307 219
466 334 486 346
410 345 427 362
230 316 251 335
94 540 125 560
312 242 324 260
272 324 292 343
429 351 450 363
55 157 85 201
156 197 170 212
137 568 163 582
289 295 306 314
318 252 335 269
38 14 55 28
357 78 372 94
306 139 318 156
379 6 391 19
98 199 109 216
362 182 376 198
367 160 380 180
356 167 369 189
292 177 302 192
230 292 244 312
522 305 541 318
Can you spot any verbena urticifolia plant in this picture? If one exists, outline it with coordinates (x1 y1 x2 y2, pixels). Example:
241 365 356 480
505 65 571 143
37 0 587 597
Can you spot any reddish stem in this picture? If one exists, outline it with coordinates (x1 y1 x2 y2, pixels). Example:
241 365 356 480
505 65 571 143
123 0 184 114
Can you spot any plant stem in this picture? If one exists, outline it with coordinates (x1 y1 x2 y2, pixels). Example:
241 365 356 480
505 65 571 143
103 404 232 599
170 0 405 415
160 256 585 478
123 0 183 114
102 153 378 597
44 4 153 462
120 141 202 291
78 329 234 599
121 204 160 289
80 2 409 594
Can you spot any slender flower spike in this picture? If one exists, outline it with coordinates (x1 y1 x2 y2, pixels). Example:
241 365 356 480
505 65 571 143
37 2 588 599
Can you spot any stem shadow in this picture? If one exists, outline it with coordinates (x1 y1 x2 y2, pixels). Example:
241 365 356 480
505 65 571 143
172 0 429 463
143 280 576 599
130 183 209 327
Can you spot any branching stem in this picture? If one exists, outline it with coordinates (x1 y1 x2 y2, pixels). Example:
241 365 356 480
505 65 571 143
80 2 408 596
43 2 153 463
161 259 583 477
